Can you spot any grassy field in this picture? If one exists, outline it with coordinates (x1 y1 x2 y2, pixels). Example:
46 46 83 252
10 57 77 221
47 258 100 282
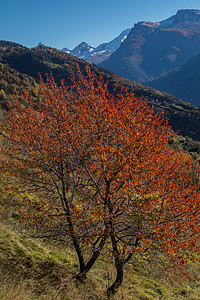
0 220 200 300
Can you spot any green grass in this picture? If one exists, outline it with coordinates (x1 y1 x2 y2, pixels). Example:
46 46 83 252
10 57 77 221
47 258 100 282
0 221 200 299
43 60 62 68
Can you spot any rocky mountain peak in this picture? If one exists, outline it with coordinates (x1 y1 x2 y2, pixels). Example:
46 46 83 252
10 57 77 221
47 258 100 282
72 41 94 52
62 42 95 59
160 9 200 29
131 21 160 35
175 9 200 21
132 9 200 33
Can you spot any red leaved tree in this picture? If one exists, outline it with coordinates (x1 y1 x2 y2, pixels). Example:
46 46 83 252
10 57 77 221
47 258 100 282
1 66 200 296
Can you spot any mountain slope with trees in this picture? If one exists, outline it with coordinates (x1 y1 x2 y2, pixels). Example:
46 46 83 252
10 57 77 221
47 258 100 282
147 52 200 107
0 40 200 142
0 62 38 110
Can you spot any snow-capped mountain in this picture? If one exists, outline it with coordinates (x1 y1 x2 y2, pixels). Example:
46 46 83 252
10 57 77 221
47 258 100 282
86 29 131 64
62 42 95 59
61 47 71 53
61 29 131 64
100 9 200 82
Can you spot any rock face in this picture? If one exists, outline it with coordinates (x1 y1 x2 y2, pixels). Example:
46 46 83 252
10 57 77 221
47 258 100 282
61 29 131 64
100 9 200 83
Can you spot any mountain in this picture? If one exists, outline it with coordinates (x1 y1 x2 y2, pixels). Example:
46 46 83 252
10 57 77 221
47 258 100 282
0 40 200 143
61 29 131 64
146 52 200 107
62 42 95 59
100 9 200 83
61 47 71 53
0 41 91 84
86 29 131 64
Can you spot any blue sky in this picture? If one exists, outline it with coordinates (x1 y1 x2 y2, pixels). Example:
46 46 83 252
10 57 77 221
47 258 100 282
1 0 200 50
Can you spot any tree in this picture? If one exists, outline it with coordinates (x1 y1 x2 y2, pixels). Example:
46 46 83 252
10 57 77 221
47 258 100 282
1 65 200 296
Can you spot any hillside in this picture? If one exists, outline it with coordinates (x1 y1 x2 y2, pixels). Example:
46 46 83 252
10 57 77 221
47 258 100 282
0 40 200 142
0 221 199 300
0 63 38 111
147 52 200 107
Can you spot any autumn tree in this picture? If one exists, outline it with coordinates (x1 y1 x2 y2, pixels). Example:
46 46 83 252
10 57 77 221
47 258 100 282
1 66 200 296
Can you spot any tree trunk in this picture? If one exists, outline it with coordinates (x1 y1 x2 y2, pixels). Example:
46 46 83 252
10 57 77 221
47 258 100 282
76 234 107 281
107 258 124 297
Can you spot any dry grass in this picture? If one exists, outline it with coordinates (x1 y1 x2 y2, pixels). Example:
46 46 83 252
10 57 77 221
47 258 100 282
0 222 200 300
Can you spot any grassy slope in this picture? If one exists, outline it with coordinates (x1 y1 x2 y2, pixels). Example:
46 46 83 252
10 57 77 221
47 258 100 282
0 221 200 300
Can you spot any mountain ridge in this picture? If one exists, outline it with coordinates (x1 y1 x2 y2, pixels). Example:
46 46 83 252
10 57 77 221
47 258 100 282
62 29 131 64
100 9 200 83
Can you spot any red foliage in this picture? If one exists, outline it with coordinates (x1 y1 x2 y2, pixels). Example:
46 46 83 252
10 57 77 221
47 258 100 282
1 65 200 295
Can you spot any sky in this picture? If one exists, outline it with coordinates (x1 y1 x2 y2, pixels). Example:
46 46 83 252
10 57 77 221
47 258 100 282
1 0 200 50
